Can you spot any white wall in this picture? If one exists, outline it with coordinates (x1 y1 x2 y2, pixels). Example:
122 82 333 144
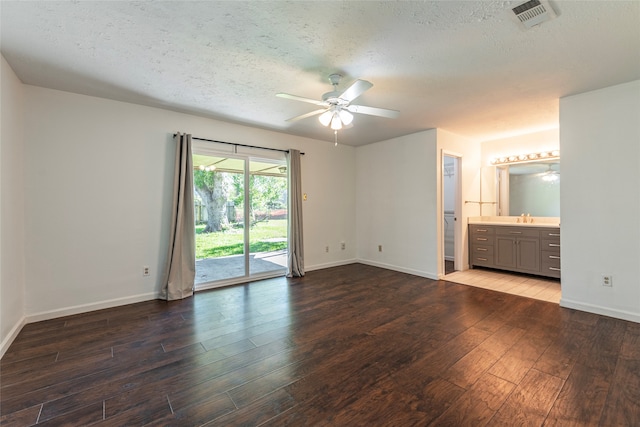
356 130 439 278
298 143 357 270
1 57 27 357
355 129 479 279
21 85 356 321
559 79 640 323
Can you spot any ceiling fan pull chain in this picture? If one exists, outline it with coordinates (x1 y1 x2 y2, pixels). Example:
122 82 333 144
334 130 338 146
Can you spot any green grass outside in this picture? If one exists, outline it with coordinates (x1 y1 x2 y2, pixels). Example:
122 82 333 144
195 219 287 259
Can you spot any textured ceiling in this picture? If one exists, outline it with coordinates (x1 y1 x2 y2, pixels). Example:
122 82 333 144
1 1 639 146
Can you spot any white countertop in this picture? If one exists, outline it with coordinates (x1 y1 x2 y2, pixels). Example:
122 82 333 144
468 216 560 228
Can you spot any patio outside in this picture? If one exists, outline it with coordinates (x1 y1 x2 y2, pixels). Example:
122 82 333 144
194 219 288 286
195 249 287 285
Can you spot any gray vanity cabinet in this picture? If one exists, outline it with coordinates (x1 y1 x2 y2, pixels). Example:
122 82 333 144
469 224 560 278
495 227 540 273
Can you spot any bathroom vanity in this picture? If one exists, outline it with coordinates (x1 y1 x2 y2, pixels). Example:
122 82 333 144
468 217 560 279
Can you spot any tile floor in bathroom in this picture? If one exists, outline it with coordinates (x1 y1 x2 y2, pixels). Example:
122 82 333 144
444 267 561 304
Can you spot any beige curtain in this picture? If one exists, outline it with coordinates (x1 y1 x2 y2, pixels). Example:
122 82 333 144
160 133 196 300
287 149 305 277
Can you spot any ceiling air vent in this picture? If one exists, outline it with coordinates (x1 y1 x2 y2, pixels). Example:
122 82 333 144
510 0 556 30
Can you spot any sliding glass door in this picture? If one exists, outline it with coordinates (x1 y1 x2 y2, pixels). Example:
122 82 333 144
248 159 288 276
192 148 287 288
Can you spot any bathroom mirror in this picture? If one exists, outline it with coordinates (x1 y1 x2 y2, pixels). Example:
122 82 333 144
482 160 560 217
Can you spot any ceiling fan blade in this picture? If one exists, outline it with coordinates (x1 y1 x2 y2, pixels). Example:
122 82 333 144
286 108 328 122
339 79 373 102
276 93 327 106
347 104 400 119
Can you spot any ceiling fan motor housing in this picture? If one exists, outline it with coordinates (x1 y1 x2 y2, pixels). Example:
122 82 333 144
322 91 348 106
328 73 342 86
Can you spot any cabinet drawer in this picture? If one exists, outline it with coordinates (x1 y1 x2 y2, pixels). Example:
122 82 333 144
541 251 561 266
541 251 561 278
495 227 540 238
469 225 494 235
471 244 494 256
541 265 561 278
541 239 561 252
471 235 494 245
540 229 561 239
471 254 494 266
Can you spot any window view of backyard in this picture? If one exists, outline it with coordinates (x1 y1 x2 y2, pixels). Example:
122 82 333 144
192 153 288 285
194 221 287 259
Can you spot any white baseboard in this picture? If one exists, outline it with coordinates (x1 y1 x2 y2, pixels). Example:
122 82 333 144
2 293 159 359
25 292 160 324
560 298 640 324
305 258 358 272
1 316 27 359
356 259 438 280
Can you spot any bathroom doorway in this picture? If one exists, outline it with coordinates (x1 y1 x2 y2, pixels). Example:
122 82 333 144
442 153 461 276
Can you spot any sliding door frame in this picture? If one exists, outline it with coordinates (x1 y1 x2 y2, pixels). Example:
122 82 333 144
192 142 288 291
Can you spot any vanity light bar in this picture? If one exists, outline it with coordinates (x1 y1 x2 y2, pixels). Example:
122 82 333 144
490 150 559 165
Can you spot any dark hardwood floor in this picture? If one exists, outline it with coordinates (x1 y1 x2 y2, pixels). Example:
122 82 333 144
1 264 639 426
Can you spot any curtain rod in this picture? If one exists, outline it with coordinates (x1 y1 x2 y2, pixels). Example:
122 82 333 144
174 134 304 155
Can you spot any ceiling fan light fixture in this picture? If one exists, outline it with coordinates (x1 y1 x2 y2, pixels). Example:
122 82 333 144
541 164 559 182
280 74 399 137
330 113 343 130
318 110 333 126
339 110 353 125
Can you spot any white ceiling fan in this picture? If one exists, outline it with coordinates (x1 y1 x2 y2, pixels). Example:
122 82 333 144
276 74 400 131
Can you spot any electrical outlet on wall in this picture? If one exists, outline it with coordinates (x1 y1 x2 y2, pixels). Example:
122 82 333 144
602 275 613 287
325 246 329 253
378 245 383 252
143 266 150 277
341 242 345 250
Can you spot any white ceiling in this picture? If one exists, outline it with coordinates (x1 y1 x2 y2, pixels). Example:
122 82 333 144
1 1 639 146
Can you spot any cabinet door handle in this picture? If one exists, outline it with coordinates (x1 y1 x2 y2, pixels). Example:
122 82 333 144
548 243 560 247
476 238 488 241
509 231 522 234
477 257 488 261
548 233 560 236
476 248 488 251
548 255 560 259
476 229 488 232
549 267 561 271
